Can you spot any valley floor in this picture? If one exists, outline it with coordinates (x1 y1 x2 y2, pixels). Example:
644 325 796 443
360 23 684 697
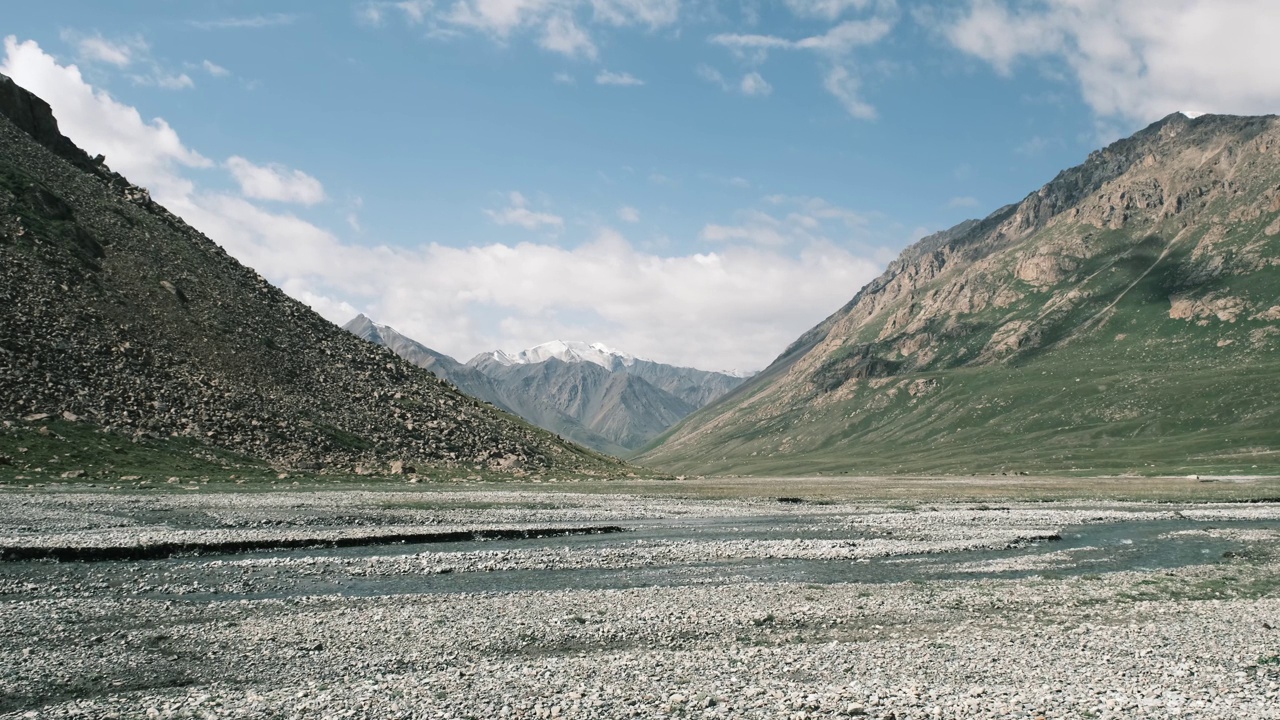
2 479 1280 719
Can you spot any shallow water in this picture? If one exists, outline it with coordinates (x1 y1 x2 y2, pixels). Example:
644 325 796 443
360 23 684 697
188 514 1278 599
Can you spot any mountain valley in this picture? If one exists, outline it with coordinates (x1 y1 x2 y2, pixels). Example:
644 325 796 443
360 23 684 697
638 112 1280 477
343 318 745 456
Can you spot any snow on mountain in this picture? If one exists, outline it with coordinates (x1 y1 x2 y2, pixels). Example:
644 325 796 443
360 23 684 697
489 340 644 371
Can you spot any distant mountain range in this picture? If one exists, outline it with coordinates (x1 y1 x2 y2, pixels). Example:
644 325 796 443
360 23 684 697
343 317 746 456
0 72 616 476
637 111 1280 477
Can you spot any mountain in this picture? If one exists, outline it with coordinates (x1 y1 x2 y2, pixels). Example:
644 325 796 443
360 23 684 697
341 322 746 455
485 340 639 371
638 112 1280 477
341 314 511 412
470 340 747 410
0 72 618 477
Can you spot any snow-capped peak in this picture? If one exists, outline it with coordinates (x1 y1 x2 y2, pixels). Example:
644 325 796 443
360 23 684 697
489 340 644 370
1179 110 1207 119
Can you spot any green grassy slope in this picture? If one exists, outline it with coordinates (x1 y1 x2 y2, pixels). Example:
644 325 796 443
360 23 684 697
638 113 1280 476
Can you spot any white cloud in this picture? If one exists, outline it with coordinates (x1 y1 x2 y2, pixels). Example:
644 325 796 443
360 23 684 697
327 231 882 371
63 32 141 67
486 191 565 230
189 14 298 30
132 71 195 90
1 36 210 203
589 0 680 27
709 16 894 119
696 63 728 89
225 156 327 205
60 30 197 91
540 14 597 58
596 69 644 86
822 65 875 119
783 0 875 20
396 1 435 24
702 213 793 247
618 206 641 222
552 71 576 84
445 0 542 35
944 0 1280 123
710 18 892 55
739 71 771 96
702 197 870 248
347 197 365 234
368 0 680 60
947 196 980 209
202 60 230 77
699 64 772 97
0 35 885 372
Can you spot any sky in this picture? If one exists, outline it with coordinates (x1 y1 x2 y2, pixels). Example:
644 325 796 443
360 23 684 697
4 1 1280 372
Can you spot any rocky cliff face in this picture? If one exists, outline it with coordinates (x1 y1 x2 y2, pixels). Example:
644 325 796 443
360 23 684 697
639 112 1280 476
0 73 618 476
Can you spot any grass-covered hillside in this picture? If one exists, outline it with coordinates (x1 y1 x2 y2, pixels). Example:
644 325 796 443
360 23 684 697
638 112 1280 477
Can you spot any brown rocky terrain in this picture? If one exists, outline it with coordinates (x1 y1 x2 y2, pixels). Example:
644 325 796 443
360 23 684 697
0 73 619 476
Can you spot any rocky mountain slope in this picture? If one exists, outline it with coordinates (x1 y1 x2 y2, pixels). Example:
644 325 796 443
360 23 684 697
638 112 1280 476
0 73 620 477
343 319 744 456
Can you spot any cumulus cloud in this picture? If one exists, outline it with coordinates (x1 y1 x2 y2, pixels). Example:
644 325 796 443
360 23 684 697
225 156 327 205
486 192 565 230
618 206 641 222
1 36 211 202
0 35 885 371
596 69 644 86
943 0 1280 123
317 232 882 371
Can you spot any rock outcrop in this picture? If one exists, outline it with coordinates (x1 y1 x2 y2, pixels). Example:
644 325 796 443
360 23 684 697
0 73 618 475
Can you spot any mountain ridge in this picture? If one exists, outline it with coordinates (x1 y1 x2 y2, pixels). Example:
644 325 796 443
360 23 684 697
342 315 744 455
638 112 1280 476
0 72 618 477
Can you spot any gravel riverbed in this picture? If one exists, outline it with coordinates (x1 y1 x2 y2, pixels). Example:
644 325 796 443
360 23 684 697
2 488 1279 719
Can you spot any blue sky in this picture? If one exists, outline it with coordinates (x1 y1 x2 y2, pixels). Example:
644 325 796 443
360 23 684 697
4 1 1278 370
